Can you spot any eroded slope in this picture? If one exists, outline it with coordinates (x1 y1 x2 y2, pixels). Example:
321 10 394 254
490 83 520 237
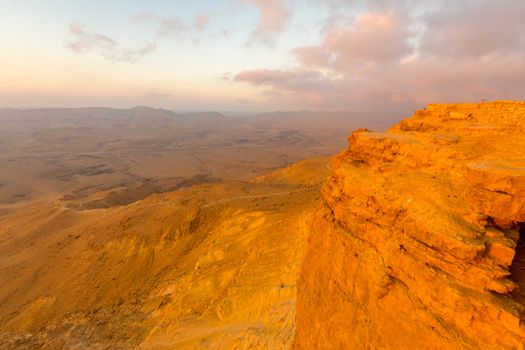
0 158 329 349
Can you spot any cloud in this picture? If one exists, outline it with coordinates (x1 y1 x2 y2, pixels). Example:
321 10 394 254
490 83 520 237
293 46 333 68
134 12 210 40
294 11 413 70
235 69 300 85
221 71 235 85
241 0 290 45
133 11 157 23
134 12 190 38
157 17 189 38
420 0 525 59
221 29 232 40
235 68 341 106
67 22 156 63
325 12 412 66
194 13 210 30
234 1 525 111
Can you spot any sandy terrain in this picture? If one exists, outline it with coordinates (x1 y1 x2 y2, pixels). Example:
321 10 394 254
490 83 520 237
0 157 330 349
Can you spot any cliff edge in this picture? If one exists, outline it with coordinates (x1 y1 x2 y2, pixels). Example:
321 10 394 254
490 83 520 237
293 101 525 349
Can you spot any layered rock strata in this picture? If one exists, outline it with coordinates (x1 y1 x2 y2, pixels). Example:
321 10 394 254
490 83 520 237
293 101 525 349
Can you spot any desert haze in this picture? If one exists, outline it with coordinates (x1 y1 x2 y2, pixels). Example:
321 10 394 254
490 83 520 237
0 108 397 214
2 0 525 349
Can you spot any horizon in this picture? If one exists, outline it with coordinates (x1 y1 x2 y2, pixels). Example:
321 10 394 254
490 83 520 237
0 104 413 114
2 0 524 112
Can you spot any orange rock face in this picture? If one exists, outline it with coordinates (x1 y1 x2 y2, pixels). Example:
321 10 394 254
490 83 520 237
293 101 525 349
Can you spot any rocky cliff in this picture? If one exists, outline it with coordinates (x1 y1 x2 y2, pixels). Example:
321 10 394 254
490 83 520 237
293 101 525 349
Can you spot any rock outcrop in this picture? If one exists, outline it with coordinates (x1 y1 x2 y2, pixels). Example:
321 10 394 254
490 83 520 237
293 101 525 349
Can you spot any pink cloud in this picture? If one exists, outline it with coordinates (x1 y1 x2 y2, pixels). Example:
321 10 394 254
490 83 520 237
293 46 333 68
324 12 411 66
234 1 525 111
242 0 289 45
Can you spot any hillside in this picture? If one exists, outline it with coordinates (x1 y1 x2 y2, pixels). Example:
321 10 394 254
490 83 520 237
0 158 329 349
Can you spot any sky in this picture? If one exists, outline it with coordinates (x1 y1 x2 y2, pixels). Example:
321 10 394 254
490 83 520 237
1 0 524 112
